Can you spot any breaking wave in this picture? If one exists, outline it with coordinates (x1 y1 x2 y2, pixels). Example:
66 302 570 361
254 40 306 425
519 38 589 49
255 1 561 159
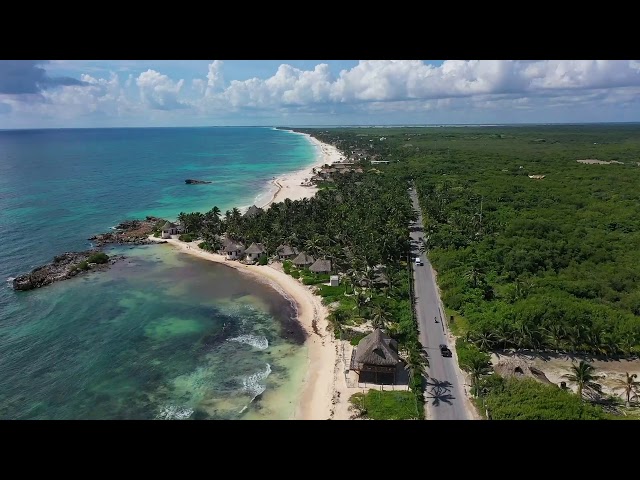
243 363 271 401
228 334 269 350
156 405 194 420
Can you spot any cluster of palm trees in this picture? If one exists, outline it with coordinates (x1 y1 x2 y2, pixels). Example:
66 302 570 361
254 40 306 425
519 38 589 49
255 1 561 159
466 322 639 358
416 179 488 250
562 360 640 408
177 172 415 278
173 135 431 406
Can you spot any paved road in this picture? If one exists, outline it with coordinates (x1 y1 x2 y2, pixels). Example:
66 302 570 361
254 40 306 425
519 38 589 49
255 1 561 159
408 187 472 420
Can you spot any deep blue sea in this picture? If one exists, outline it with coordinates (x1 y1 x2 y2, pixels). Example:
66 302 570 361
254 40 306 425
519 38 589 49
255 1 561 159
0 127 318 419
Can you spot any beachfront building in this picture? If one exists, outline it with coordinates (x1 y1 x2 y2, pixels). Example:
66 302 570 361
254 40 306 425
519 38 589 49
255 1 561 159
244 205 263 218
309 258 332 274
245 242 267 262
276 244 299 260
350 328 400 385
292 252 315 268
221 238 245 260
161 221 185 239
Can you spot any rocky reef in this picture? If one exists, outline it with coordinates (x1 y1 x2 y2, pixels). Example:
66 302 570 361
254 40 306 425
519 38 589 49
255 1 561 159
185 179 212 184
89 216 167 247
12 251 125 291
13 216 169 291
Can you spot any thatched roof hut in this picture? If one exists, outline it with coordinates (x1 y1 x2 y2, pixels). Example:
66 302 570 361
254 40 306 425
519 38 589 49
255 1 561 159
161 221 177 230
292 252 314 267
309 258 331 274
244 205 263 218
223 238 245 253
351 328 399 371
277 244 298 257
245 242 266 254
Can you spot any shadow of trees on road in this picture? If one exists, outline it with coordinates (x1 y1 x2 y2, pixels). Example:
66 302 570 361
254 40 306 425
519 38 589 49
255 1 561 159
425 377 455 406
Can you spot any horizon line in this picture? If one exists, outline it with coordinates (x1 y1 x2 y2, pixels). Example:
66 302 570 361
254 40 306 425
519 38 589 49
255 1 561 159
2 121 640 132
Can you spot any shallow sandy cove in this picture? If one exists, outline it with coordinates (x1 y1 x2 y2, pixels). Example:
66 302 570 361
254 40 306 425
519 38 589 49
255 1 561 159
147 235 345 420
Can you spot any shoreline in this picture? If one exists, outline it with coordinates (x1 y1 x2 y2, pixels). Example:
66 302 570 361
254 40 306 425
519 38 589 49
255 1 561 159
145 133 351 420
149 234 341 419
255 131 345 210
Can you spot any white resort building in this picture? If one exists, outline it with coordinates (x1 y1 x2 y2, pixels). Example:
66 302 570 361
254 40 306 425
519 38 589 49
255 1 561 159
245 242 267 262
161 221 185 239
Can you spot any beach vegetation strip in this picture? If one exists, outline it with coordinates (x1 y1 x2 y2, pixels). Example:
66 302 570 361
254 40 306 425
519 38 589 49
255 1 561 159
349 390 421 420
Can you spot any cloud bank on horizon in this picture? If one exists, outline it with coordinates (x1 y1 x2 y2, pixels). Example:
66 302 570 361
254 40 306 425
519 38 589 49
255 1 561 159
1 60 639 128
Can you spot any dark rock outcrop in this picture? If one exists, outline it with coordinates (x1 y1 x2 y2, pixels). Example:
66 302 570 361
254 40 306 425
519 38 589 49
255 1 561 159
13 251 125 291
88 216 167 247
185 179 212 184
13 215 171 291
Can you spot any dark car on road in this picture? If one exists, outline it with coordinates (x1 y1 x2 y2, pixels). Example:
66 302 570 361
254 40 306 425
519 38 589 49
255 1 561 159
439 344 452 357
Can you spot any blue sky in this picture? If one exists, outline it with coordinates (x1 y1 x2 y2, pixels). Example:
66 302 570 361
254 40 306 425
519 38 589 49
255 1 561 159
0 60 639 128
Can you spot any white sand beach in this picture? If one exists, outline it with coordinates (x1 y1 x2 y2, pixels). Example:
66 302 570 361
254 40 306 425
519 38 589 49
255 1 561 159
147 134 354 420
258 131 345 209
149 234 350 419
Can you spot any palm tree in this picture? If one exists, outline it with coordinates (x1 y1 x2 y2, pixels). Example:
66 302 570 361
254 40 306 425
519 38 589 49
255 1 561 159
371 304 392 331
471 330 496 351
210 205 221 219
464 264 484 288
328 309 349 334
304 235 324 258
562 361 603 400
619 334 637 358
544 323 567 352
468 356 492 397
613 372 640 407
404 342 428 391
354 290 369 317
177 212 187 228
231 207 242 223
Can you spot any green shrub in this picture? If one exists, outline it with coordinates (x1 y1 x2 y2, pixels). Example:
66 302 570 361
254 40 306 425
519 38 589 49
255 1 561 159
153 231 160 238
87 252 109 264
349 332 367 345
456 338 491 371
283 260 292 273
290 270 300 279
198 241 214 251
481 376 606 420
258 255 268 265
77 261 90 271
179 233 194 242
350 390 420 420
302 274 329 285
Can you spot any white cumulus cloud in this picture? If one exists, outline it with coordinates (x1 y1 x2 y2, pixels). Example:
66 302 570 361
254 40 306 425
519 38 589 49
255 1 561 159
136 69 187 110
4 60 640 128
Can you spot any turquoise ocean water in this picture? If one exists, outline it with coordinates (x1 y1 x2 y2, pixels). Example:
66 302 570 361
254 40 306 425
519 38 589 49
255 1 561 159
0 127 318 419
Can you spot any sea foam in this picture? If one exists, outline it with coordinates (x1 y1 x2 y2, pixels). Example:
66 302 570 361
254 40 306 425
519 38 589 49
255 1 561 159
243 363 272 401
156 405 194 420
228 334 269 350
